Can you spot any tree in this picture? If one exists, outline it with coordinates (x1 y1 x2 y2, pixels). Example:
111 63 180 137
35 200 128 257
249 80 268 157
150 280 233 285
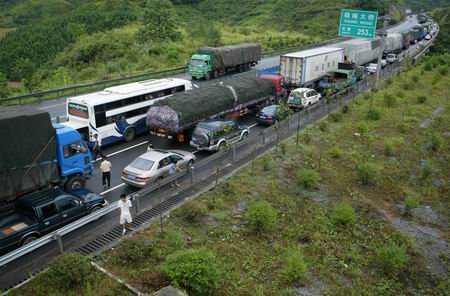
0 72 10 98
137 0 180 43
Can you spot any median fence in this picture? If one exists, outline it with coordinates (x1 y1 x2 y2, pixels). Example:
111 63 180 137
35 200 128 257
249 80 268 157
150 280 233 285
0 27 437 271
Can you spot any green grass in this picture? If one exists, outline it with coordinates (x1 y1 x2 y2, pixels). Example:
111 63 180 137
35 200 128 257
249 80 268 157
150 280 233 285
89 58 449 295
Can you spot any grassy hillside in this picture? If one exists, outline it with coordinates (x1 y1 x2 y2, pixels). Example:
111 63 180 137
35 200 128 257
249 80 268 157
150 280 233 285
0 0 405 98
13 55 449 295
432 6 450 54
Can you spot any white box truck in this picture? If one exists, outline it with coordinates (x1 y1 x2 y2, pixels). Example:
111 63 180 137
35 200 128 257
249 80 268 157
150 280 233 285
332 38 381 66
280 47 343 90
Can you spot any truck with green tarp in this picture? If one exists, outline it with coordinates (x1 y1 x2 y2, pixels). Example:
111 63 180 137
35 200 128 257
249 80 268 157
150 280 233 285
146 73 280 142
0 108 93 205
188 43 262 80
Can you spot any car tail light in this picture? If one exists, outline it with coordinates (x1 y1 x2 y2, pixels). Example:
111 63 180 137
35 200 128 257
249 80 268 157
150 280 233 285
267 115 273 119
136 176 150 181
210 140 214 145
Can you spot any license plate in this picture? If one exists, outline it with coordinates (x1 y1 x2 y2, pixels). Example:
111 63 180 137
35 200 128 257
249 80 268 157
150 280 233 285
158 128 165 133
128 175 136 181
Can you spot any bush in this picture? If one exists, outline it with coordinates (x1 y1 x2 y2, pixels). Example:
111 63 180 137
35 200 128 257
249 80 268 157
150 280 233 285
431 73 442 85
423 62 433 71
403 82 413 90
47 253 92 290
280 142 288 154
417 95 427 104
297 169 321 189
439 66 448 76
383 137 403 156
341 104 350 114
366 108 381 121
356 162 382 185
280 248 307 284
363 93 372 100
260 156 271 171
384 78 393 86
396 122 407 134
177 200 207 223
430 133 443 152
154 229 186 260
329 112 343 122
247 200 277 232
162 249 221 295
396 91 405 99
404 193 420 214
376 243 408 273
111 236 152 264
356 122 369 135
383 93 397 107
411 75 419 83
318 121 328 132
420 160 433 180
329 146 342 159
331 203 356 226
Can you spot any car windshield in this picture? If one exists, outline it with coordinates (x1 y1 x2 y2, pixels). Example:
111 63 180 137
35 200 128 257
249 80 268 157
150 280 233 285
261 106 277 114
190 59 205 67
387 54 395 59
130 157 154 171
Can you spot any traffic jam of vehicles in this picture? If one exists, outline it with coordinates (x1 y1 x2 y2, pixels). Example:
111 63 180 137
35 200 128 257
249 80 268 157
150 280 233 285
0 14 437 256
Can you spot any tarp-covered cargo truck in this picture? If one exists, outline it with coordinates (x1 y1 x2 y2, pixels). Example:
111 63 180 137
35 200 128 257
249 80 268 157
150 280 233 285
384 33 404 54
189 43 262 80
331 38 380 67
318 63 365 93
409 29 420 43
280 47 343 90
0 108 93 205
413 25 426 40
146 74 277 142
400 31 411 49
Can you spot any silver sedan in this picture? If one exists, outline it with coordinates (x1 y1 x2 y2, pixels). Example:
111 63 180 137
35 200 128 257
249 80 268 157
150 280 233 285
121 147 195 188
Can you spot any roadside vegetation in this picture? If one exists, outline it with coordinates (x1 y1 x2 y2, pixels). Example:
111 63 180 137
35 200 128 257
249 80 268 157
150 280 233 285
0 0 405 98
12 55 448 295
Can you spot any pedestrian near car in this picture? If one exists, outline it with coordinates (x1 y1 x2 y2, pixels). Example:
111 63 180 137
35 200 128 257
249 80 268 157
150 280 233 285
168 160 181 187
92 134 105 161
118 194 133 235
100 157 112 190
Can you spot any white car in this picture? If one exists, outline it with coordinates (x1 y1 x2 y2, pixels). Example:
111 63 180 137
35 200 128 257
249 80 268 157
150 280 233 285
425 34 431 40
386 54 398 64
287 88 321 110
366 63 378 74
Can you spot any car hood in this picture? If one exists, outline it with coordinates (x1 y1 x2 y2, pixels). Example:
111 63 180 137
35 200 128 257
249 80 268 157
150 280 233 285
72 189 104 202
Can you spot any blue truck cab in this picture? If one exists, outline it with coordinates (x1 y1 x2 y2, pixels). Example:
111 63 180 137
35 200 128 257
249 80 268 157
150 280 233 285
54 124 93 191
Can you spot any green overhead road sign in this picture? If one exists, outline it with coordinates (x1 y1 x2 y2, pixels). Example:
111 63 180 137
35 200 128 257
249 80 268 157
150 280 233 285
338 9 378 39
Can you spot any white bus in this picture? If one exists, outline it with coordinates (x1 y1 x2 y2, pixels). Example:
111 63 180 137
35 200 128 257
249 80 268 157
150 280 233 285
63 78 194 146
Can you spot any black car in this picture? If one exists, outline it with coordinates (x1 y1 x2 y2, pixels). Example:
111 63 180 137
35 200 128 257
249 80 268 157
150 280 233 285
0 188 108 255
255 105 289 125
190 119 249 151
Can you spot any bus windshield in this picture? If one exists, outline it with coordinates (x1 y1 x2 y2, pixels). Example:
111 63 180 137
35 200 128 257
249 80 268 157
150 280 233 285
68 103 89 119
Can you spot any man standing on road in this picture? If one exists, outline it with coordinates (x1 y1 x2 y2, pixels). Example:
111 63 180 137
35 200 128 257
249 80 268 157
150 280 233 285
118 194 133 236
92 134 105 161
168 160 181 187
100 157 112 190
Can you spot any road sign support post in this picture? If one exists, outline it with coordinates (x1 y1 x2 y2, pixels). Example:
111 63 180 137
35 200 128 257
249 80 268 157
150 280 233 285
376 19 388 90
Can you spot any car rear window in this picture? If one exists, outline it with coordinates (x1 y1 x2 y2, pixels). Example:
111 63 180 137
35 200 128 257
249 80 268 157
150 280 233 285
261 106 277 113
130 157 155 171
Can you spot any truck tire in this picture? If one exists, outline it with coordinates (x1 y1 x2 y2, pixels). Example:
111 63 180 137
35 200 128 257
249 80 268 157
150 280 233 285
124 128 136 142
21 235 38 246
205 72 211 80
65 175 85 192
218 142 226 152
213 70 219 79
239 64 244 73
90 205 102 214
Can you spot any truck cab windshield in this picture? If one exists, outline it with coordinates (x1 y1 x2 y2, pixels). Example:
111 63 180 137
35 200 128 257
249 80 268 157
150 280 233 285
190 59 206 67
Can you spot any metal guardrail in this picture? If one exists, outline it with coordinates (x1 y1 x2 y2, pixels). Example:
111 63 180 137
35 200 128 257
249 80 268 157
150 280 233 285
0 20 437 270
0 20 400 105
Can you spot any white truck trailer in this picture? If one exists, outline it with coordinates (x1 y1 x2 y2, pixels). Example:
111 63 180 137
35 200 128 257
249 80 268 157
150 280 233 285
280 47 343 90
331 38 381 66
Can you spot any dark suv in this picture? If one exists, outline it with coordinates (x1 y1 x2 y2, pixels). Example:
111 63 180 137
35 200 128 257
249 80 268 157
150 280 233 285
190 119 249 151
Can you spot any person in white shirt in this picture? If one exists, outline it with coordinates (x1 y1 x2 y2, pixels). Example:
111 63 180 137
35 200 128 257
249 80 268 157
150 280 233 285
100 157 112 190
118 194 133 235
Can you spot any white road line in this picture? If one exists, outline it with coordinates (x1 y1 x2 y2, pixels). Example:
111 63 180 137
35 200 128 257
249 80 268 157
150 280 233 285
100 183 126 195
249 123 258 128
94 141 149 162
37 102 67 109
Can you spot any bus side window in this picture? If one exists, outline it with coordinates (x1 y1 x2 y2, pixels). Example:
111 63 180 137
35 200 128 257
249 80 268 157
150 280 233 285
144 94 154 101
176 85 185 93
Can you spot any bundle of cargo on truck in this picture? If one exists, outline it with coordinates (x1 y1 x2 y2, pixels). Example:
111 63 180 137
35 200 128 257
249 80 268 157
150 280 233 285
198 43 261 70
146 74 273 133
384 33 404 54
0 108 59 204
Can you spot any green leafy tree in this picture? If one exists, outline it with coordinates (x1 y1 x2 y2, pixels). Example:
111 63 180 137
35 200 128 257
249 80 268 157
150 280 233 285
0 72 10 98
137 0 180 43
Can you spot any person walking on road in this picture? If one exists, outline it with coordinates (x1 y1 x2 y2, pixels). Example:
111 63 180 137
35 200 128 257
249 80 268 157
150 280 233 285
168 160 181 187
118 194 133 235
92 134 105 161
100 157 112 190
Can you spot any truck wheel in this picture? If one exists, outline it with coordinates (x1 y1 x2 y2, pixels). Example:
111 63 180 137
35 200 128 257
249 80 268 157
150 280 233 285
240 132 249 141
65 175 85 192
124 128 136 142
90 205 102 214
205 72 211 80
213 70 219 79
21 235 38 246
218 142 226 152
239 65 244 72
